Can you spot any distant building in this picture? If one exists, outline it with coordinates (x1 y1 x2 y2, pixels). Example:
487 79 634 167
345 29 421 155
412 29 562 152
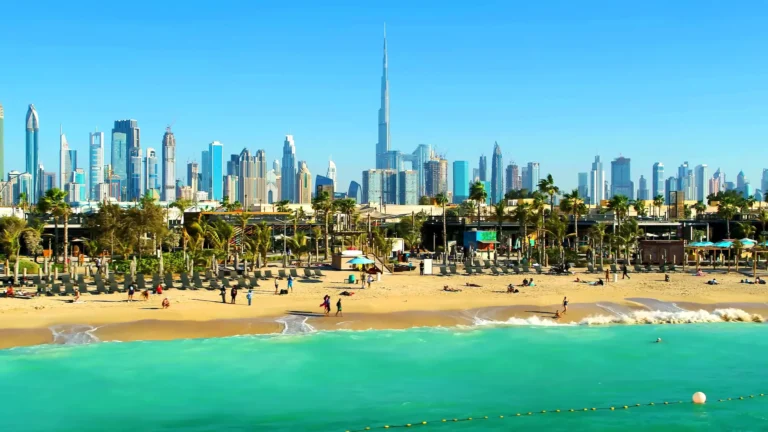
398 170 419 205
424 160 441 197
326 159 337 191
187 162 199 194
577 172 589 201
490 142 503 204
362 169 397 205
281 135 297 202
478 155 487 182
162 127 176 202
145 147 158 197
590 156 605 205
610 156 633 199
316 175 334 198
89 130 104 200
348 181 362 203
16 172 33 205
296 161 312 204
0 102 4 180
112 120 140 201
694 164 708 202
26 105 40 201
202 141 223 201
224 175 239 204
453 161 469 203
525 162 540 192
665 176 678 204
637 176 649 201
401 144 431 196
652 162 664 200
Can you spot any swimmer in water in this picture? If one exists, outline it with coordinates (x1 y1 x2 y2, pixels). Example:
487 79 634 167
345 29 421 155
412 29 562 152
655 338 662 343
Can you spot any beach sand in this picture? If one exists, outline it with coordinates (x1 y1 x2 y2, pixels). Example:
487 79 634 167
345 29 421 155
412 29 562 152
1 269 767 349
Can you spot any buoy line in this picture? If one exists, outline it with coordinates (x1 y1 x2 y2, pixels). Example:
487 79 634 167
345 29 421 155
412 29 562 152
344 392 766 431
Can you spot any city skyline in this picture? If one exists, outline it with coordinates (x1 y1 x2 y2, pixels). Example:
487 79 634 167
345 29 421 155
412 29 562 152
2 2 768 201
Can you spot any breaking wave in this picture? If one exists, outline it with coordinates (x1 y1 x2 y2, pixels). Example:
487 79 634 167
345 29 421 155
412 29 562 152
49 325 101 345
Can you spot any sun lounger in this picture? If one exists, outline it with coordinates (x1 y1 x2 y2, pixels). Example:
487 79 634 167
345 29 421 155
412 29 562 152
61 274 71 284
290 269 300 278
669 264 678 272
248 276 260 287
499 266 512 275
179 273 191 290
77 278 89 294
634 264 644 273
64 282 76 295
278 269 288 279
586 263 595 273
254 270 265 280
209 279 221 290
237 276 249 288
137 274 147 290
303 268 314 278
659 264 666 273
264 270 274 279
449 265 458 275
464 267 473 276
95 279 108 294
37 282 49 295
596 265 604 273
474 267 486 275
439 266 449 276
644 264 653 273
220 277 231 288
521 264 530 273
50 284 63 296
193 272 205 289
490 267 502 276
109 279 121 293
314 269 326 277
205 270 214 280
123 275 134 292
164 273 176 289
610 264 618 274
152 273 163 289
535 266 544 275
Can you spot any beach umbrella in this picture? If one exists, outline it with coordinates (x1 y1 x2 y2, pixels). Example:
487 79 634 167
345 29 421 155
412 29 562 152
347 256 375 265
740 238 757 245
689 241 704 247
714 241 733 248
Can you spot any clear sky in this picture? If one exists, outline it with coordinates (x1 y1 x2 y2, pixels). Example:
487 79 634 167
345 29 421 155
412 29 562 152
2 0 767 194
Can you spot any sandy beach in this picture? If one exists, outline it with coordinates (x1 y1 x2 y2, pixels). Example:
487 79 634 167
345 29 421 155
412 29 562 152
1 269 767 349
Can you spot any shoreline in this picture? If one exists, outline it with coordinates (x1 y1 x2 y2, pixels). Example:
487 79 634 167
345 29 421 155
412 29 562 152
2 271 768 349
2 300 766 350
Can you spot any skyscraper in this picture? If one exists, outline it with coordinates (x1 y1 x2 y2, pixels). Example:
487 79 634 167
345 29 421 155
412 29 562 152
281 135 296 202
255 149 267 204
111 120 140 200
60 125 71 189
89 130 104 200
490 142 503 204
401 144 430 196
296 161 312 204
129 148 143 200
439 159 448 196
201 150 210 196
526 162 540 192
478 155 487 182
577 172 589 201
509 163 521 190
521 166 530 191
762 169 768 195
162 126 176 202
589 156 605 205
677 161 690 198
238 148 255 208
375 25 391 169
637 175 649 200
187 162 199 194
145 148 158 197
398 170 419 205
327 159 337 191
0 101 4 180
610 156 633 199
652 162 664 200
453 161 469 203
665 176 678 204
694 164 708 202
208 141 223 201
25 105 39 201
348 181 362 203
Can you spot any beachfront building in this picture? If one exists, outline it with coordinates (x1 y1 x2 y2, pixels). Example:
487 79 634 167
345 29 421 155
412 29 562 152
490 142 503 204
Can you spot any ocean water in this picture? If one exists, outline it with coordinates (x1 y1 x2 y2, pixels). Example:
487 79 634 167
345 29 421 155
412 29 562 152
1 324 768 431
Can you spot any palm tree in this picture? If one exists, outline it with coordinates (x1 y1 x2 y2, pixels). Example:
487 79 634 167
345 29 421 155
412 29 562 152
0 216 33 284
632 200 647 217
312 191 332 260
693 201 707 218
560 189 585 249
544 214 568 264
512 204 531 258
737 221 756 239
275 200 291 213
256 222 271 267
288 231 310 265
435 192 449 264
531 192 547 264
234 213 252 259
37 188 70 267
758 210 768 240
17 192 29 212
469 181 487 228
537 174 559 214
653 194 665 219
588 223 607 268
717 195 740 239
608 194 630 229
618 218 643 263
311 226 322 264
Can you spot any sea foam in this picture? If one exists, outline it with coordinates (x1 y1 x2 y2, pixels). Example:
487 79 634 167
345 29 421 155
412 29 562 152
49 325 101 345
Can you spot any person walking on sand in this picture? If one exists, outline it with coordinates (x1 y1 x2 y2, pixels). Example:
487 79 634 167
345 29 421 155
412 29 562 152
230 285 238 304
287 275 294 292
336 298 343 317
562 297 569 314
219 286 226 303
274 277 279 295
622 264 630 280
246 288 253 306
605 269 610 282
128 284 136 302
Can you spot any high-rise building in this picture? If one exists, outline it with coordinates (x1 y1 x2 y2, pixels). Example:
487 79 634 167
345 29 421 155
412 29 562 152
589 156 605 205
89 130 104 200
677 161 690 196
526 162 540 192
577 172 589 201
266 165 280 204
737 170 746 190
439 159 448 195
238 148 256 208
0 101 4 180
68 169 87 203
25 105 39 201
281 135 297 202
16 172 33 205
694 164 708 202
521 166 530 191
478 155 487 182
490 142 503 204
187 162 198 194
327 159 337 191
42 170 56 195
375 26 391 169
610 156 633 199
401 144 431 196
637 176 649 201
201 150 210 197
145 148 159 197
424 160 442 197
652 162 664 200
296 161 312 204
224 174 239 204
111 120 140 200
472 168 479 182
348 181 362 203
128 148 143 200
453 161 469 203
162 127 176 202
208 141 223 201
362 169 397 204
60 125 72 189
398 170 419 205
227 154 239 177
316 175 334 198
665 176 678 204
255 149 267 204
510 163 521 190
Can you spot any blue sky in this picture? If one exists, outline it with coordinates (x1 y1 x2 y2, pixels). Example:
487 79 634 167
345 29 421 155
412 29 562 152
2 0 768 194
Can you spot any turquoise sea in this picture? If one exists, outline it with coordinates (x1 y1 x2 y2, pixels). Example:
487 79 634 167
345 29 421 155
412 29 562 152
1 324 767 431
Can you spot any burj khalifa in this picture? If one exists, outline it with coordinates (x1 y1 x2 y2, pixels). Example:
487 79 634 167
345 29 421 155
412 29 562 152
375 25 390 169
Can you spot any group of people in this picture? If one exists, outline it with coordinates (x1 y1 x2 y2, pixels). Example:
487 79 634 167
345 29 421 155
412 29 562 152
219 285 255 305
320 294 342 316
740 277 766 285
125 283 170 309
274 275 294 295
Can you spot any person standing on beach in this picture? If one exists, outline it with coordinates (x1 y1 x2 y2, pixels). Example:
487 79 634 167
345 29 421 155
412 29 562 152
419 261 424 275
336 298 343 317
274 277 279 295
287 275 293 292
562 297 568 314
246 289 253 306
622 264 630 280
128 284 135 302
219 286 226 303
605 269 610 282
230 285 238 304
